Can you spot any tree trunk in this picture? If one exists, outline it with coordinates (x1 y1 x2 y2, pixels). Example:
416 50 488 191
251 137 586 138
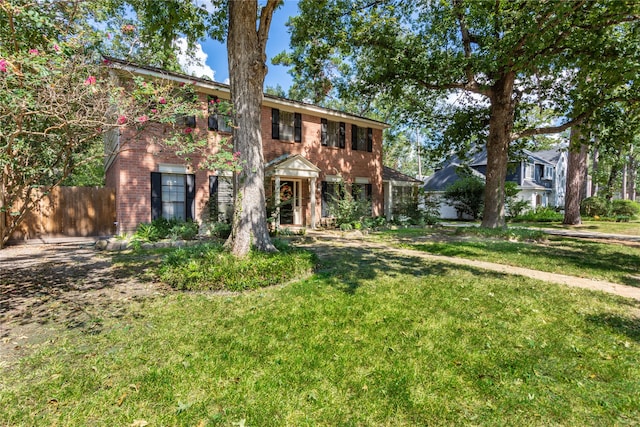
226 0 277 256
591 145 599 197
629 147 637 201
481 73 515 228
605 151 621 201
563 126 588 225
622 157 628 199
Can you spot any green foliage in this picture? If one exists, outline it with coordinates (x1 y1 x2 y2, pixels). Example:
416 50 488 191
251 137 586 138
513 207 564 223
611 199 640 217
581 196 610 217
581 197 640 219
133 218 199 242
443 173 485 220
158 240 316 291
504 182 528 218
326 183 372 227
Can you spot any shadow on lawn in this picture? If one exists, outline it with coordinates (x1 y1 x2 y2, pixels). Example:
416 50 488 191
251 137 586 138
0 243 156 334
309 238 505 295
586 313 640 343
411 238 640 288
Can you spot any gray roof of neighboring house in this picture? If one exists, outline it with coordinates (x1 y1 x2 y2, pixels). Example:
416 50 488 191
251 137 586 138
423 162 486 192
456 146 563 167
382 166 423 183
530 148 564 165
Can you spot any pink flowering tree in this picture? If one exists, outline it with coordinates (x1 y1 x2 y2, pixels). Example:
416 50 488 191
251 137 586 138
0 1 204 247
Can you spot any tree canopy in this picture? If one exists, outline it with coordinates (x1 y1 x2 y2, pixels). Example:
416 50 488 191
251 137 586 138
281 0 640 226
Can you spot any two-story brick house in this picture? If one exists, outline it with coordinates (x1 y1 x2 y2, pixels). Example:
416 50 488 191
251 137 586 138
105 59 394 234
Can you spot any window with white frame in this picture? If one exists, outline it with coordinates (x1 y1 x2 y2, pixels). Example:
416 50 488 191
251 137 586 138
321 118 345 148
543 165 554 180
272 108 302 142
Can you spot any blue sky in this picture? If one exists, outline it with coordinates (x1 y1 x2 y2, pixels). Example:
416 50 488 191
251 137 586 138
199 0 298 90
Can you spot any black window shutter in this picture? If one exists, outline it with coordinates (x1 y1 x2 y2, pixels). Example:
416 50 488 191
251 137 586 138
208 115 218 131
184 115 196 128
321 118 328 146
209 175 219 220
186 174 196 221
321 181 328 217
294 112 302 143
366 183 372 200
352 124 358 150
339 122 345 148
271 108 280 139
151 172 162 220
367 127 373 152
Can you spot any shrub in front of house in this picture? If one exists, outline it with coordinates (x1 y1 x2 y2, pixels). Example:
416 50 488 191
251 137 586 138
611 199 640 218
581 196 609 217
133 218 200 242
513 207 563 222
158 239 317 291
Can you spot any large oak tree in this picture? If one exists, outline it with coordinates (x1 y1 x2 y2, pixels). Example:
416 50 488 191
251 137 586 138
281 0 639 227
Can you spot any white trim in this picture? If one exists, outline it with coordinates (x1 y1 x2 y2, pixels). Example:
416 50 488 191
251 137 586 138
109 61 388 130
354 177 370 184
159 164 188 174
385 180 418 187
324 175 342 183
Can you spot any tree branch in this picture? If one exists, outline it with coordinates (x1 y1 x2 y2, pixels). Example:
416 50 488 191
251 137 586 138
452 0 477 87
257 0 280 56
510 111 590 140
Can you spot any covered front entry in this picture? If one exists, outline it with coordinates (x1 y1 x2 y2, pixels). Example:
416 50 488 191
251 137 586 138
265 154 321 229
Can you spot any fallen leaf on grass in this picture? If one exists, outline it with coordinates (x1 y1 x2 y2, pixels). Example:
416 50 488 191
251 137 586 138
130 420 148 427
117 392 128 406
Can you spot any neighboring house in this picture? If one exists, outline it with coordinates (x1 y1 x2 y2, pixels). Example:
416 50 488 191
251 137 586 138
423 147 567 219
104 59 415 234
382 166 424 219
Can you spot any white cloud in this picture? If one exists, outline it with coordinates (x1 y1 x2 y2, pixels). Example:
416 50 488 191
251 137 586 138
174 37 215 80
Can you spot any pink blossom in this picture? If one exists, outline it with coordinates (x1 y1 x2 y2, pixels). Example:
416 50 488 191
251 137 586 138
102 59 111 65
136 115 148 123
0 59 7 73
158 97 167 104
179 82 185 87
234 151 241 156
216 98 221 104
107 33 112 40
29 49 39 55
117 115 127 125
184 127 193 134
150 108 157 114
84 75 97 85
53 44 60 52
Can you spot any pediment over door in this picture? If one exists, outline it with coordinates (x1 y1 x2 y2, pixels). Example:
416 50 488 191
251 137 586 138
265 154 321 179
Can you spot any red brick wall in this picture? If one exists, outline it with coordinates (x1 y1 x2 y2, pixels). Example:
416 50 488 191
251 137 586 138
107 95 384 233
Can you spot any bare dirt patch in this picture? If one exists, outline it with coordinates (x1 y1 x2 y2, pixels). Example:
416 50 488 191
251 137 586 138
0 242 168 368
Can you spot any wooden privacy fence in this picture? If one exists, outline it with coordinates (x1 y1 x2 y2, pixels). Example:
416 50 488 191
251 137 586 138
10 186 116 242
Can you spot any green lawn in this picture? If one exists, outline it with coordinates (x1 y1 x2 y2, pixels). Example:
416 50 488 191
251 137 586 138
1 242 640 426
377 227 640 287
516 220 640 236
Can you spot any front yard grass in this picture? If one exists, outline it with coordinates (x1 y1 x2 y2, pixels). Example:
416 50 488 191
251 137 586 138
1 239 640 426
377 227 640 287
516 220 640 236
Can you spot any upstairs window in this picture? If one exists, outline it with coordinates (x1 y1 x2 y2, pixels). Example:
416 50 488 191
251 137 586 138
272 108 302 142
208 95 233 133
351 125 373 152
321 119 345 148
543 165 554 180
